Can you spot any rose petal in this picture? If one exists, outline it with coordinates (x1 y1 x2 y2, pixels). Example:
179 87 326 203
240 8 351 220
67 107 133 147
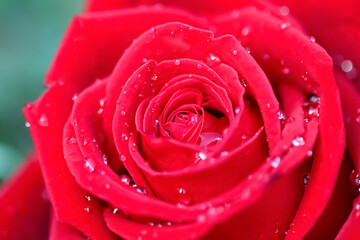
49 211 86 240
0 154 50 240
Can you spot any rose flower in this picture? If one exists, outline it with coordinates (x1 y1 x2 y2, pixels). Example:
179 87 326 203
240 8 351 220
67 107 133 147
0 0 359 239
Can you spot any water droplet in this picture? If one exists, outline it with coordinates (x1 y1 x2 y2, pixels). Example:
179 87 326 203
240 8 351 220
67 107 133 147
309 36 316 43
197 64 202 69
177 188 192 205
266 103 271 108
103 154 108 165
197 152 207 160
120 154 126 162
234 107 240 114
199 132 222 146
174 59 181 66
350 170 360 194
120 110 126 116
280 6 290 16
204 52 221 66
270 157 281 168
136 186 146 194
232 49 238 55
120 174 130 184
121 133 128 141
142 58 148 63
240 79 247 87
84 195 91 201
99 98 106 107
278 109 286 123
341 60 353 73
245 47 251 54
25 122 31 128
292 136 305 146
105 183 111 189
307 150 313 157
38 113 49 127
197 214 206 222
68 137 77 144
281 67 290 75
84 158 95 173
231 10 239 18
84 207 90 213
113 208 119 214
280 22 290 30
220 151 229 157
25 103 33 109
241 27 250 36
303 173 310 187
263 53 270 61
151 75 158 81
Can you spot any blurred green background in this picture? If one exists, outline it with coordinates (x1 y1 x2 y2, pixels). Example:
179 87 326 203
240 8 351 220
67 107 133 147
0 0 82 182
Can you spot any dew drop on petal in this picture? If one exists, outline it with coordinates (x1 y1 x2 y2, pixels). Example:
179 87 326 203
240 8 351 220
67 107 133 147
231 10 239 18
120 174 130 184
309 36 316 43
292 136 305 146
84 195 91 201
177 188 192 205
280 22 290 30
84 158 95 173
120 154 127 162
204 52 221 66
263 53 270 61
232 49 238 55
103 154 108 165
279 6 290 16
350 170 360 194
241 27 250 36
174 59 181 66
84 207 90 213
281 67 290 75
307 150 313 157
270 157 281 168
151 75 158 81
68 137 77 144
234 107 240 114
220 151 229 157
341 60 353 73
197 214 206 222
197 152 207 160
199 132 222 146
25 122 31 128
38 113 49 127
120 110 126 116
303 173 310 188
121 133 128 141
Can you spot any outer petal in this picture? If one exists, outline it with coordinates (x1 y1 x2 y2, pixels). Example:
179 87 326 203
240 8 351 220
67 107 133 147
24 7 208 238
0 154 50 240
271 0 360 90
212 7 345 239
49 211 87 240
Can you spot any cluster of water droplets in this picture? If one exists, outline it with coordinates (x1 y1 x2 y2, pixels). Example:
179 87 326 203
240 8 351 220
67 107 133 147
119 174 146 194
303 94 321 122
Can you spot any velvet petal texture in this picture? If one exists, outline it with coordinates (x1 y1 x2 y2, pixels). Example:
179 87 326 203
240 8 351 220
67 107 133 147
0 154 50 240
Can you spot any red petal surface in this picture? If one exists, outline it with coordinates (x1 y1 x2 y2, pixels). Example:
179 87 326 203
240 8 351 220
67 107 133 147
0 154 50 240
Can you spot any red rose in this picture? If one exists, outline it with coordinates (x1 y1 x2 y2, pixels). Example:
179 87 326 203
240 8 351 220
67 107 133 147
1 0 359 239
